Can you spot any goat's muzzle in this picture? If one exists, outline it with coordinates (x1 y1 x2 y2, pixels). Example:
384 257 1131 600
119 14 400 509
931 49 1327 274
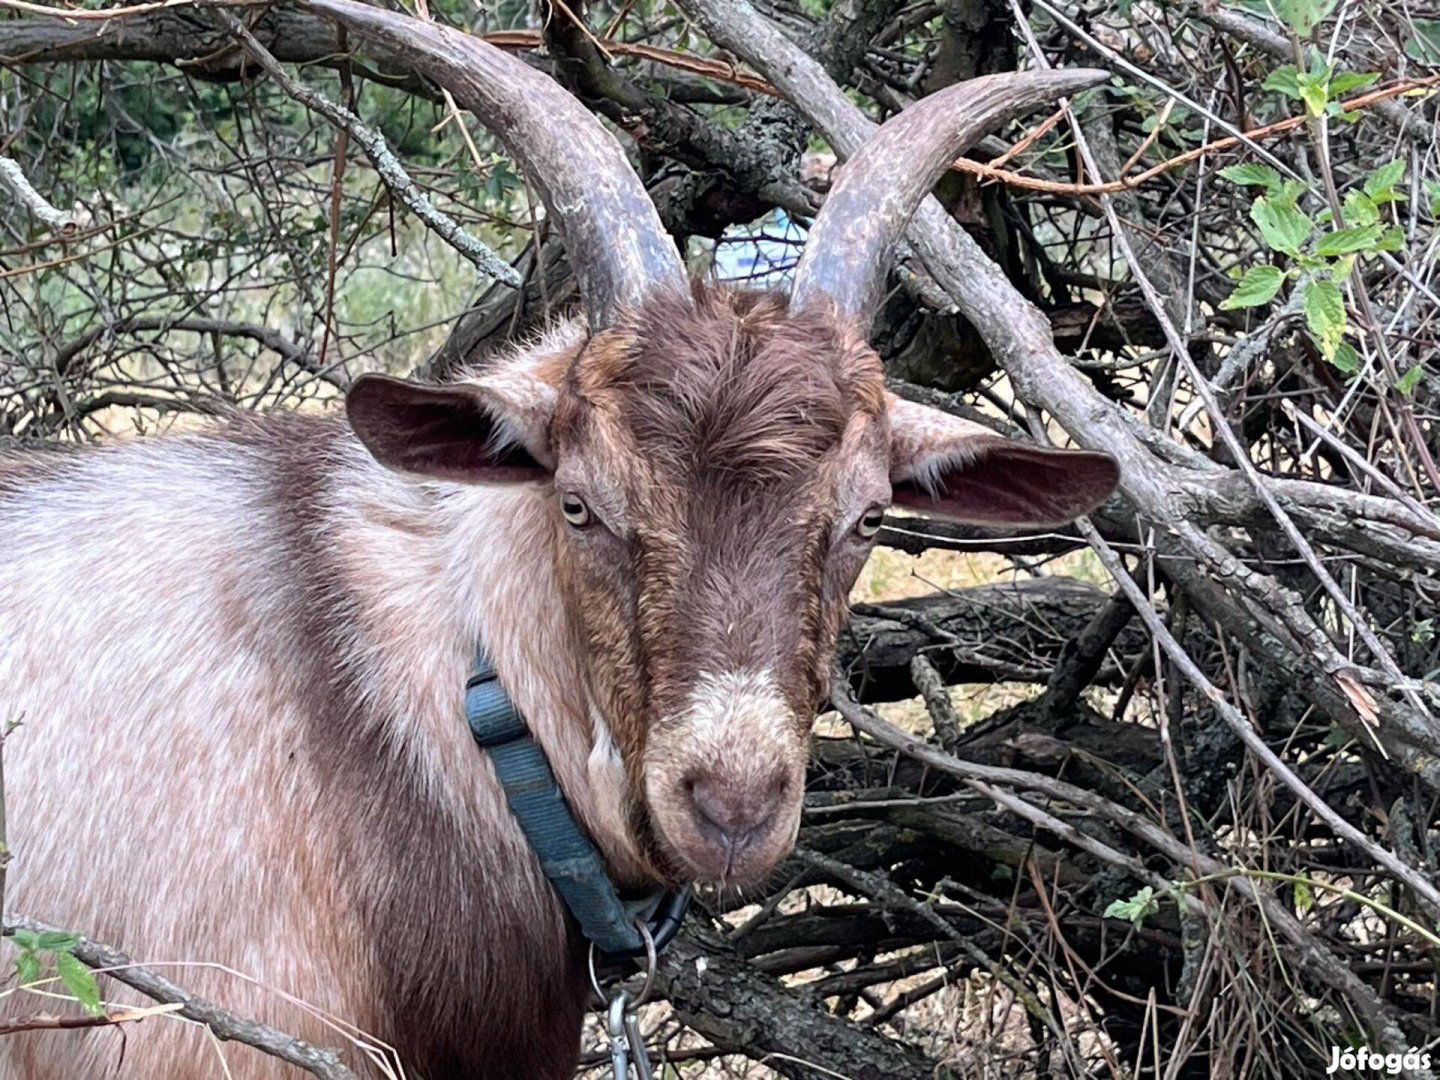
643 670 806 885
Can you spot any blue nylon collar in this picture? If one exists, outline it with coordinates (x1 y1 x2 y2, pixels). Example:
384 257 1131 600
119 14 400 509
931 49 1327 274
465 647 688 959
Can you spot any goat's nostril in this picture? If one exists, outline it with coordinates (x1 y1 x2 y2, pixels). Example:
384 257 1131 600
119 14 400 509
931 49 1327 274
688 778 736 834
687 773 785 849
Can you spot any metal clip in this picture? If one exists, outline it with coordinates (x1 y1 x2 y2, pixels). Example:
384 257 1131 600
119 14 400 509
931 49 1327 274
597 919 659 1079
623 1008 653 1080
606 992 630 1080
604 988 654 1080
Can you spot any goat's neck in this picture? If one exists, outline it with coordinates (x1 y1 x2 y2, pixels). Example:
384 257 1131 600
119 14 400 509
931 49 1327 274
332 458 648 885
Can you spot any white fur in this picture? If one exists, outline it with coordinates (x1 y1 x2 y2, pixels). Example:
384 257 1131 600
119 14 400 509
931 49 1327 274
666 668 800 805
473 321 585 466
681 669 794 776
885 393 994 488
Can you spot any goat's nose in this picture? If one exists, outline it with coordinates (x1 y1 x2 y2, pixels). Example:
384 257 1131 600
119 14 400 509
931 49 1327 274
687 772 787 852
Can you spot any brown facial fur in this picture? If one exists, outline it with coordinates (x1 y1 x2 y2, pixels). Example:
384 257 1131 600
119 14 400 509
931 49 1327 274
545 287 890 882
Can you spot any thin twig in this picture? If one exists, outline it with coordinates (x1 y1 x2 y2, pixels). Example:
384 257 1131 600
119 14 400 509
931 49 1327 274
0 1003 185 1036
827 682 1431 1067
0 0 255 19
215 8 520 288
1072 518 1440 923
0 915 359 1080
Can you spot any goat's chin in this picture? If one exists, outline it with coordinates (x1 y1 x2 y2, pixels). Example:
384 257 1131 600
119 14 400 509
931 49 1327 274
646 811 798 889
675 850 785 889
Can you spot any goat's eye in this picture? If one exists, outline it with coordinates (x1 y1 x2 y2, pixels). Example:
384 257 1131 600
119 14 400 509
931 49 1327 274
560 493 591 527
856 508 886 539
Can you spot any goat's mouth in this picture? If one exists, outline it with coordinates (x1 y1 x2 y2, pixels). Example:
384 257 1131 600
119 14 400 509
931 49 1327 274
670 829 799 888
643 776 804 888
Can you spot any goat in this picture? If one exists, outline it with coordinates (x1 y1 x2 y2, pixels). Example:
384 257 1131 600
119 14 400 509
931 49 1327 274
0 3 1117 1077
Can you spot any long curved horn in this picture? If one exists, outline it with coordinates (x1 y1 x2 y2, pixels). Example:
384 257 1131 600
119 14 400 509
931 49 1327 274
302 0 689 329
790 69 1109 331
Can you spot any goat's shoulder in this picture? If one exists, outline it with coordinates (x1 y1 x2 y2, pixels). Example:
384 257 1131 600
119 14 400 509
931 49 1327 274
0 410 347 502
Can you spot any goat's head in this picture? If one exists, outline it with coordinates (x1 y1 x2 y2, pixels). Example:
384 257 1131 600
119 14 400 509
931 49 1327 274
324 0 1118 885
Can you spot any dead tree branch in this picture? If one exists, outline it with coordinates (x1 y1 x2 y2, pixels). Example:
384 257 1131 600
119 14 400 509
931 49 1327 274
1 915 359 1080
0 157 80 237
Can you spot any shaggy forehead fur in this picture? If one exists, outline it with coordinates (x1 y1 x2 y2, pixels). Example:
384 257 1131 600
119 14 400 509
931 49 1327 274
567 286 887 481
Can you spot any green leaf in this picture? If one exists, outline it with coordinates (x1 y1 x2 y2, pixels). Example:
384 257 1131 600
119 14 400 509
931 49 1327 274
1220 163 1283 191
1251 197 1313 256
1263 65 1301 99
1304 48 1331 80
1314 224 1383 256
1406 20 1440 63
11 930 39 952
35 932 80 952
1141 101 1191 133
1297 71 1329 116
1104 886 1160 929
1397 365 1425 395
1275 0 1337 36
1365 160 1406 199
1330 341 1361 375
1294 874 1315 914
1274 180 1309 209
1343 191 1380 227
1412 618 1436 646
54 952 103 1016
1220 265 1285 309
1304 279 1347 360
14 951 41 987
1328 71 1380 96
1375 226 1405 253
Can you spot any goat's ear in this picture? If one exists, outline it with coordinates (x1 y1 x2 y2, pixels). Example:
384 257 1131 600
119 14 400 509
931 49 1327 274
346 373 552 484
887 395 1119 526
